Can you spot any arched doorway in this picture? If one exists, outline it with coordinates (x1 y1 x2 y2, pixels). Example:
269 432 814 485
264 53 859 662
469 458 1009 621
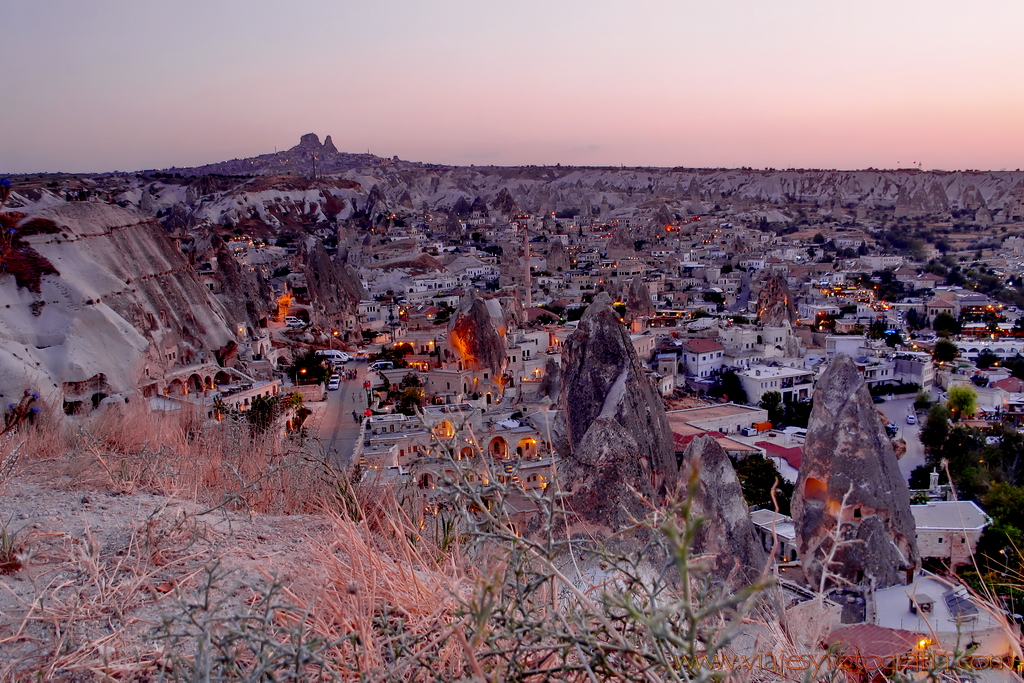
489 437 508 459
459 446 474 460
433 420 455 439
517 437 538 459
167 379 186 396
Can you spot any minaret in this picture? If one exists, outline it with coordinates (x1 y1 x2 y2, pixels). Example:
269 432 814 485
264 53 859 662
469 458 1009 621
523 224 532 310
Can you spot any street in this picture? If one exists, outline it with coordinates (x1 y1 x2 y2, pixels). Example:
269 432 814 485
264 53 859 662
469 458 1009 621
304 361 371 468
875 394 925 481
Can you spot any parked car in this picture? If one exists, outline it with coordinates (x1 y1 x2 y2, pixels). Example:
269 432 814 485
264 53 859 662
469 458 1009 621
906 414 917 424
327 375 341 390
370 361 394 371
284 316 305 328
872 395 886 404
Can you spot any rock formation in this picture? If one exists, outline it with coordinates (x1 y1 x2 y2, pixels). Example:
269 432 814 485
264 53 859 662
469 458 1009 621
558 292 678 501
302 241 366 336
626 276 656 319
559 416 656 533
680 435 767 585
756 275 796 327
538 357 561 401
546 239 569 273
792 354 918 590
447 291 506 375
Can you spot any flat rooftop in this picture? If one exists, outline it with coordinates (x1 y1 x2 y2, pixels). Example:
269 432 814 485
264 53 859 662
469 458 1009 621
749 509 796 541
911 500 990 531
666 403 764 422
739 365 814 378
874 573 1008 650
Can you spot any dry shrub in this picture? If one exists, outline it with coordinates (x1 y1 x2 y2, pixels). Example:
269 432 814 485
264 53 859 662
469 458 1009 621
16 400 337 514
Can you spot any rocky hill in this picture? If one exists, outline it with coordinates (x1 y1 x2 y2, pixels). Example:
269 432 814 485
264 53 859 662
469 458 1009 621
151 135 1024 227
0 203 253 409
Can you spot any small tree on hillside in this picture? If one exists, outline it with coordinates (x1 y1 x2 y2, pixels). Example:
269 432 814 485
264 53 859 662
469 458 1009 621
759 391 784 425
947 385 978 421
933 339 959 363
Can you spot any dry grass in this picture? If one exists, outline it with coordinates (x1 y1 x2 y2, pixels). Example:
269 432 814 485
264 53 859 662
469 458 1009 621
7 404 985 682
13 400 337 515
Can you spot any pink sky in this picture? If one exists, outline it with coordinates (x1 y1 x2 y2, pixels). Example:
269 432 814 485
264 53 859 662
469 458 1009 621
2 0 1022 173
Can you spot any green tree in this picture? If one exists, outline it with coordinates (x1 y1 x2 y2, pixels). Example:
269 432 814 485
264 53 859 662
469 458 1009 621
709 370 747 405
933 311 961 336
913 390 932 411
947 385 978 421
919 404 950 453
933 339 959 363
286 350 330 385
733 453 794 515
758 391 784 425
976 349 999 369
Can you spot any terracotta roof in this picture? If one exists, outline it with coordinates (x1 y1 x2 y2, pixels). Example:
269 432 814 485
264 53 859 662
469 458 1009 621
681 338 724 353
994 377 1024 392
822 624 927 665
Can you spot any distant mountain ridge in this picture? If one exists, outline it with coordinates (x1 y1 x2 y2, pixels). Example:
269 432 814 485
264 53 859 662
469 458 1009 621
171 133 386 177
160 134 1024 225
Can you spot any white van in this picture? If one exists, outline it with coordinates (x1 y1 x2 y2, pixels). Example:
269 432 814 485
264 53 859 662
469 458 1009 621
316 350 347 361
284 316 304 328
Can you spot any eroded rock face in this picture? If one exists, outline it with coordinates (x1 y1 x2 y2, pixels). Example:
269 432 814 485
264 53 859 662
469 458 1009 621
447 291 506 375
559 293 678 495
539 357 561 401
792 354 918 590
757 275 796 327
546 239 569 273
302 241 366 332
626 276 656 319
681 435 767 585
560 416 654 533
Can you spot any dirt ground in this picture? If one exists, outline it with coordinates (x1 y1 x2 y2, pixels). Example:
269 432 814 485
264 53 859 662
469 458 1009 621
0 478 333 679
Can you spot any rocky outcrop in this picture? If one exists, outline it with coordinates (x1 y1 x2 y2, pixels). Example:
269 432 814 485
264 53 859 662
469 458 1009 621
210 236 276 330
538 357 561 401
447 291 506 375
792 354 918 590
302 241 366 335
558 293 678 497
681 435 767 585
0 203 237 405
559 417 656 533
626 276 656 319
546 239 569 272
756 275 796 327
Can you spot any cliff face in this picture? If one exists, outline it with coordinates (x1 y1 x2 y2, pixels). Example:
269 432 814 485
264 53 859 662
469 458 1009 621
680 435 767 586
0 203 242 406
792 354 919 590
558 293 678 497
447 291 506 375
756 275 796 327
559 416 655 533
302 240 367 334
626 276 656 319
210 236 276 331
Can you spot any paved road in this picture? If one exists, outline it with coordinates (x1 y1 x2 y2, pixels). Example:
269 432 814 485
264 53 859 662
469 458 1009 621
875 394 925 481
307 362 370 468
728 272 751 313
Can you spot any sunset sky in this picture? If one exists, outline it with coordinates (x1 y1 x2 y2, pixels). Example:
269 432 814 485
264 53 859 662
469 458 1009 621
3 0 1022 173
